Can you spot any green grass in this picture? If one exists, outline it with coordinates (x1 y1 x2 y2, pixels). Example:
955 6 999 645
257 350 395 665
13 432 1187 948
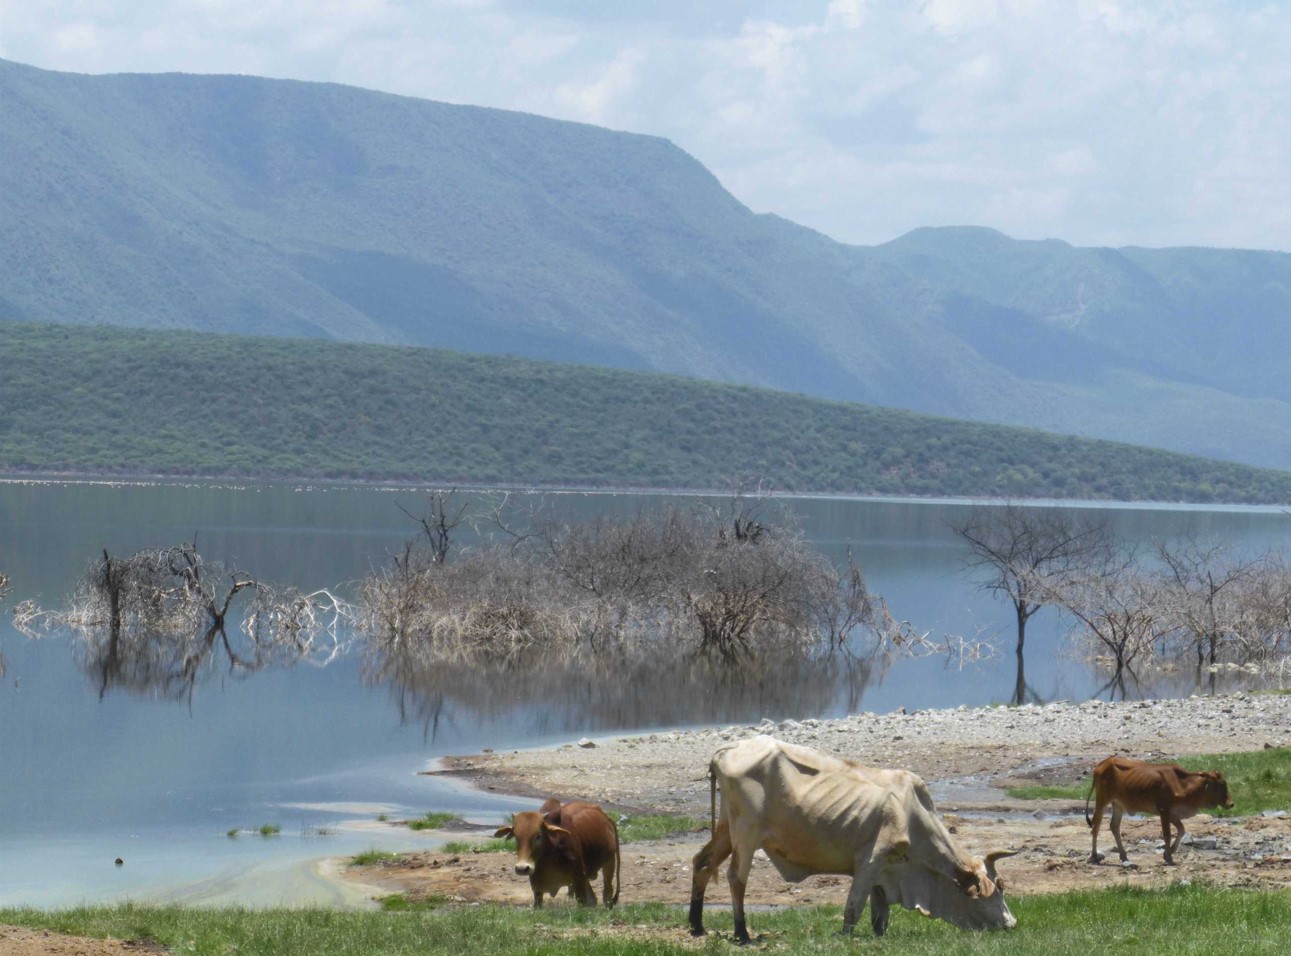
441 838 513 854
348 849 403 867
1005 783 1088 801
1192 747 1291 817
617 813 708 843
1005 747 1291 817
4 885 1291 955
406 811 458 831
258 824 281 837
378 893 453 912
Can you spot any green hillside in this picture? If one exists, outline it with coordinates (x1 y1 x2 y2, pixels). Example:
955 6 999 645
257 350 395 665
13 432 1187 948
3 321 1290 504
3 58 1291 471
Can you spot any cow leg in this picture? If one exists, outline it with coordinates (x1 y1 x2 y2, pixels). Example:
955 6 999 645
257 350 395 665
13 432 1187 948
728 845 755 946
868 885 890 937
531 883 543 909
1109 806 1130 863
1088 797 1107 863
600 858 616 908
688 820 732 937
571 871 597 906
1160 811 1176 865
842 861 883 936
1169 816 1186 858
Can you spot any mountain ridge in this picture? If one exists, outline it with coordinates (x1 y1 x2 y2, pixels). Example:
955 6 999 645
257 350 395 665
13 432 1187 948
3 57 1290 470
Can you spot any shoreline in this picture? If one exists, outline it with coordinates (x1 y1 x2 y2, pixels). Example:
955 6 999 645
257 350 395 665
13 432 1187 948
438 692 1291 814
3 472 1288 511
340 691 1291 908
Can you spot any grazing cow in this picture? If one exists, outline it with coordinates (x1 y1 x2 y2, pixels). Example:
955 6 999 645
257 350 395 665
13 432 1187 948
1085 755 1233 866
689 736 1016 943
494 799 620 908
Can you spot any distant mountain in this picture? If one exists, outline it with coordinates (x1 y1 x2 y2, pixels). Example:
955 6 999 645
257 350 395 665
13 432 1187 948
3 58 1290 470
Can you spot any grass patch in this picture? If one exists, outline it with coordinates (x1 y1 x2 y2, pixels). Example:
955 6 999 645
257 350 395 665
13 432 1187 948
441 838 513 854
258 823 281 837
348 849 402 867
4 885 1291 954
1005 783 1088 801
379 893 452 912
1192 746 1291 817
1005 747 1291 817
617 813 708 843
407 811 458 831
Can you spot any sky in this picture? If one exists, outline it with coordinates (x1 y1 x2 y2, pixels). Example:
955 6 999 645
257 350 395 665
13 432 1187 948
2 0 1289 252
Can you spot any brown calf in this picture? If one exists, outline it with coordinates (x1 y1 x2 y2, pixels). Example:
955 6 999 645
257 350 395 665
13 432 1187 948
1085 755 1233 866
495 799 620 907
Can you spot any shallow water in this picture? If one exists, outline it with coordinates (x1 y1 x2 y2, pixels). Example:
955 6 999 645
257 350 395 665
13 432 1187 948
1 480 1287 905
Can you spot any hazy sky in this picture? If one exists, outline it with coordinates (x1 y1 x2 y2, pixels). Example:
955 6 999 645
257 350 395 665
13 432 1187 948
3 1 1289 252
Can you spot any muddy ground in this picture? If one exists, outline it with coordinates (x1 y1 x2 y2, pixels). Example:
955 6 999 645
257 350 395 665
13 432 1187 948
351 693 1291 907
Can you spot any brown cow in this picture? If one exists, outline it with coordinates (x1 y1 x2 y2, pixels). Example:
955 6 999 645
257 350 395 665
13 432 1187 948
1085 755 1233 866
494 799 620 907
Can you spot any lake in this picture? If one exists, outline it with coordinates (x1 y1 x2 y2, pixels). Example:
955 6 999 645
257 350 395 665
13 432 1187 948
1 479 1287 906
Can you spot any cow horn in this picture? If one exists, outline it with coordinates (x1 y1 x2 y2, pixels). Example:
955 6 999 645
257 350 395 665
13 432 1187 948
984 849 1019 880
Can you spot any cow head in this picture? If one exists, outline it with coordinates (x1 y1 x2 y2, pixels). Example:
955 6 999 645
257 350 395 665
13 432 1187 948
890 849 1017 931
1202 771 1234 810
494 811 573 876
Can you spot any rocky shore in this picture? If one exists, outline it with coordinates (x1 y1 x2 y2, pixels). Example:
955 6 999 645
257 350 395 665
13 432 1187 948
441 692 1291 813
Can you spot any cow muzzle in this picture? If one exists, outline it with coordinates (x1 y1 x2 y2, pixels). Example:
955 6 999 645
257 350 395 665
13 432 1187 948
515 862 533 876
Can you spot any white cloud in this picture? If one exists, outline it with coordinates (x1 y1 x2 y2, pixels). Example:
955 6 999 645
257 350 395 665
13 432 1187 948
2 1 1291 251
554 46 644 125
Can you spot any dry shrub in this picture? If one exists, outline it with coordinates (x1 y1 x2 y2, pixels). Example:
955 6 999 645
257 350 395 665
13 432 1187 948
357 498 888 671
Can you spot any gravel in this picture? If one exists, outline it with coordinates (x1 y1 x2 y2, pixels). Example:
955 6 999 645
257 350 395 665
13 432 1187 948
444 693 1291 812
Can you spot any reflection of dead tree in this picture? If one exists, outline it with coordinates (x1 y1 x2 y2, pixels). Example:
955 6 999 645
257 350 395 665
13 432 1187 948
954 504 1109 705
362 641 883 743
32 543 351 700
0 570 7 679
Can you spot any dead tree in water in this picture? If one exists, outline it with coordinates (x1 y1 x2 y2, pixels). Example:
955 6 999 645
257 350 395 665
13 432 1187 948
37 543 350 700
1058 550 1163 700
954 504 1109 705
1154 536 1258 692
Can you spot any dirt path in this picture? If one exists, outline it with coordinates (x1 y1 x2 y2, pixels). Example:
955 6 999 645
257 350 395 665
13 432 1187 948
0 925 165 956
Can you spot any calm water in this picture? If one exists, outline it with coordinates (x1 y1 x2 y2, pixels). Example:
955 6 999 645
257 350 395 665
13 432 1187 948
1 480 1288 905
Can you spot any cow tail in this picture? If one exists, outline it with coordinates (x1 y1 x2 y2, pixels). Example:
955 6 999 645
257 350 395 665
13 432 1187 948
612 816 622 907
709 761 718 836
1084 776 1096 827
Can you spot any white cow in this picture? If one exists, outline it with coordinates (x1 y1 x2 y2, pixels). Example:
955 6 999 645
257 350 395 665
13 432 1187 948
688 735 1017 942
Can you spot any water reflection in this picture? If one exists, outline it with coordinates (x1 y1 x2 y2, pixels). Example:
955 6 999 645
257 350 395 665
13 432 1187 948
363 645 890 740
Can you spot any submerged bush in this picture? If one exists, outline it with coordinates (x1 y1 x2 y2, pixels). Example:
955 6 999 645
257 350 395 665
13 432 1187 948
357 496 888 668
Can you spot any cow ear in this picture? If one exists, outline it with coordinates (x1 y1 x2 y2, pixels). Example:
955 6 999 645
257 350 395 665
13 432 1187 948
545 824 573 839
494 826 513 841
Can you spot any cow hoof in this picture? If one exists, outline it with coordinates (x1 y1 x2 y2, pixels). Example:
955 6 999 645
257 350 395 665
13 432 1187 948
1120 860 1138 870
1088 853 1104 864
689 927 705 938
